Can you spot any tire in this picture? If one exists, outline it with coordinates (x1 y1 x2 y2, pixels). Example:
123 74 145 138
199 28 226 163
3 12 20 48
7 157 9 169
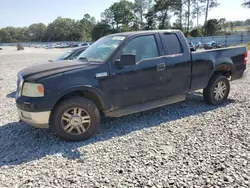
51 97 100 141
203 74 230 105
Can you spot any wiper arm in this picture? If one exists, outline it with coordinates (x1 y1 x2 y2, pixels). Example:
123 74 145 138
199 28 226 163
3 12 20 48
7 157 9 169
78 57 89 63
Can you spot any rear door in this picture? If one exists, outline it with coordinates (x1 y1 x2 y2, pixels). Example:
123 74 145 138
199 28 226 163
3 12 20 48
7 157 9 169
159 32 192 96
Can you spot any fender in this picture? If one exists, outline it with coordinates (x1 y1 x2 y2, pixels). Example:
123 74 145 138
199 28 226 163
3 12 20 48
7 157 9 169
209 57 235 80
53 85 111 111
214 57 235 76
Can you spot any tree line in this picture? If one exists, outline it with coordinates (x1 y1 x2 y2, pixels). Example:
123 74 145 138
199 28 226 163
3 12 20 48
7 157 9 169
0 14 96 43
0 0 249 43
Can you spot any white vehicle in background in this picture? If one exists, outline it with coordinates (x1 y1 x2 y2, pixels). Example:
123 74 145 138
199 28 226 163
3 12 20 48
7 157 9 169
79 42 91 47
45 44 55 49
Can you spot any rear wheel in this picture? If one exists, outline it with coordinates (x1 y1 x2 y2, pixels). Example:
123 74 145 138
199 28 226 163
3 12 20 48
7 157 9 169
51 97 100 141
203 74 230 105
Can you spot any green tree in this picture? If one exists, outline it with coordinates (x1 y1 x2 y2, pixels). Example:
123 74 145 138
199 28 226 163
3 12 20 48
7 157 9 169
218 18 228 34
172 0 206 30
144 9 157 30
101 0 135 31
204 19 221 36
193 0 206 27
43 17 83 41
111 1 135 30
0 28 14 43
245 19 250 25
172 0 183 30
204 0 219 35
80 14 96 41
134 0 148 28
14 27 28 42
101 9 116 29
26 23 46 42
154 0 172 29
184 31 191 37
190 28 203 37
183 0 196 31
134 0 153 29
92 22 113 41
229 21 234 33
242 0 250 7
1 27 22 42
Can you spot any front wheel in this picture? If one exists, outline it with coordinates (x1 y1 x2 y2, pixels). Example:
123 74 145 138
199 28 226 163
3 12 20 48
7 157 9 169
51 97 100 141
203 74 230 105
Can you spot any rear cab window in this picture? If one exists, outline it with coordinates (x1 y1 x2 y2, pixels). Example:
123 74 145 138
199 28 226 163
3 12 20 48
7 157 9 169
163 33 183 55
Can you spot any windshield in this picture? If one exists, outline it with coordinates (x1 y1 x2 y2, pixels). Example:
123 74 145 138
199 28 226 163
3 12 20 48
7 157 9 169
77 35 125 63
55 50 72 61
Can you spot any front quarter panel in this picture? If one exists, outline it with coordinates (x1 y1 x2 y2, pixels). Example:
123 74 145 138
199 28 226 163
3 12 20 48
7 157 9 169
38 64 111 111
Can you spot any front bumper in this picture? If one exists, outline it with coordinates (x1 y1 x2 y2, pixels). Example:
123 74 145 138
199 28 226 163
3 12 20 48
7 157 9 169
17 108 50 128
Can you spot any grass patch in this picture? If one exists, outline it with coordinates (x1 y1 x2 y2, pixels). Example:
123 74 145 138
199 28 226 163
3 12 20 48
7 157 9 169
240 43 250 51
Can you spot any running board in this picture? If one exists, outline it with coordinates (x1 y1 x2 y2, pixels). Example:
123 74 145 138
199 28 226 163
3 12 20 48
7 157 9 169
106 95 186 118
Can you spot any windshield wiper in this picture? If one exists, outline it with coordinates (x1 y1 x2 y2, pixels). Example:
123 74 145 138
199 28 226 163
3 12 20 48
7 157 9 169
78 57 89 63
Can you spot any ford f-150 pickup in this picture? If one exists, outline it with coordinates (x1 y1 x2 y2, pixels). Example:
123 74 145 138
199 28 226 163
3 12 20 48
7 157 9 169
16 30 248 141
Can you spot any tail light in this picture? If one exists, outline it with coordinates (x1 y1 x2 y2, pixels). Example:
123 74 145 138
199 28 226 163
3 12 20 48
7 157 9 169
244 51 248 65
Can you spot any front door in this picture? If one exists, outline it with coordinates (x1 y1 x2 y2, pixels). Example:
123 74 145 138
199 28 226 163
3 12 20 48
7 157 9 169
102 34 167 109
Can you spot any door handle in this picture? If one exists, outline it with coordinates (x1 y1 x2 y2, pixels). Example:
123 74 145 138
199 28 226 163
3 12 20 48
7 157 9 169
157 63 166 71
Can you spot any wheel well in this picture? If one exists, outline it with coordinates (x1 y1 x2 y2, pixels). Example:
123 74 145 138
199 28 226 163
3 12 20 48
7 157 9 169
52 90 105 114
214 64 232 78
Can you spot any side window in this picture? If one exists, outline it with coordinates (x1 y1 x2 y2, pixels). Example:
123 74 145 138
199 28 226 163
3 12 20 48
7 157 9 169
163 34 183 55
69 49 85 60
122 35 159 62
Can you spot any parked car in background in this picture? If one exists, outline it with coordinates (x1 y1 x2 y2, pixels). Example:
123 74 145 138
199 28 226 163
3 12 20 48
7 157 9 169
189 42 197 51
16 30 248 141
80 42 91 47
71 43 80 48
60 43 71 48
17 44 24 50
45 44 55 49
50 46 88 62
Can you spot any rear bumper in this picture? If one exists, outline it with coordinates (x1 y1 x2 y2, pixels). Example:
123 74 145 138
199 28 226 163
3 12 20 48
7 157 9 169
242 69 248 79
17 108 50 128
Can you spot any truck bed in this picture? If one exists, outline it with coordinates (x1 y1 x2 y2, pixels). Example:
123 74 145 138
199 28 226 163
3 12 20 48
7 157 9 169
190 46 247 91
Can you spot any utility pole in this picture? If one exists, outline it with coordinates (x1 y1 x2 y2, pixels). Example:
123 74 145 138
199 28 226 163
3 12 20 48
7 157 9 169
180 0 183 30
187 0 190 31
197 0 199 27
205 0 210 36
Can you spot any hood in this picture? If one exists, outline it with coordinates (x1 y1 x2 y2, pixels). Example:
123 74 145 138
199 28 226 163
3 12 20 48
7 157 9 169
19 60 95 81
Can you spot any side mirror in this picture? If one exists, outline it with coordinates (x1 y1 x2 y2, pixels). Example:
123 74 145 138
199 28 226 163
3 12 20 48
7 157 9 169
115 54 136 68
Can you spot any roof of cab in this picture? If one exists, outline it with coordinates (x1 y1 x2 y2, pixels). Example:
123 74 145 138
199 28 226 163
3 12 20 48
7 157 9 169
107 30 181 37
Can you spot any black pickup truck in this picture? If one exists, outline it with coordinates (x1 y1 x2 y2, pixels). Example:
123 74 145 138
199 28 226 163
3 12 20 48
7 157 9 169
16 30 248 141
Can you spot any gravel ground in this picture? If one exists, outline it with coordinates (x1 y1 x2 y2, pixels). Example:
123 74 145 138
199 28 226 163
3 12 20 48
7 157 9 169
0 47 249 188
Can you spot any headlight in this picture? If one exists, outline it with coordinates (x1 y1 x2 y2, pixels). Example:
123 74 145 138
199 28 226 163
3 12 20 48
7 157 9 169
21 82 44 97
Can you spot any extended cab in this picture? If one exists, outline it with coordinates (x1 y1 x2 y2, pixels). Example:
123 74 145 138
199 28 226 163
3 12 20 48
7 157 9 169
16 30 248 141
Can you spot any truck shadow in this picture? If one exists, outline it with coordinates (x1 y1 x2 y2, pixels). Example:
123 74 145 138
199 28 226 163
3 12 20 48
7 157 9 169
0 92 235 167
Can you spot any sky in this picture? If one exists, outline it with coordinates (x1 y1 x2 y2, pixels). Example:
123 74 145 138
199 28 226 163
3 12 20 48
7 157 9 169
0 0 249 28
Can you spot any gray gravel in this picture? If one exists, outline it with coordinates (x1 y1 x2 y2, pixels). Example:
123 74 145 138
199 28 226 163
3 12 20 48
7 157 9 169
0 47 250 188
